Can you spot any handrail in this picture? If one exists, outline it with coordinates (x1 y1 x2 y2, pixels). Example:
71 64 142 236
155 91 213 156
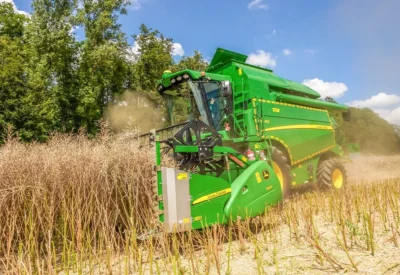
134 121 189 139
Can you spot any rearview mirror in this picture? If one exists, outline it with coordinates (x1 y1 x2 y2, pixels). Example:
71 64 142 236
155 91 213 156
221 81 232 97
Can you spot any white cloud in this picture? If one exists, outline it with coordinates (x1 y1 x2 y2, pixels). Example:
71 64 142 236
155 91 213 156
130 0 141 10
302 78 348 98
172 43 184 57
346 93 400 108
346 93 400 125
385 107 400 125
246 50 276 68
0 0 29 15
126 41 140 62
126 40 184 61
130 41 140 55
369 107 400 125
248 0 269 10
283 49 292 56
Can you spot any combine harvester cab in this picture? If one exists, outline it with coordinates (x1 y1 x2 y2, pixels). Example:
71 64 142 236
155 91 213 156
149 48 358 233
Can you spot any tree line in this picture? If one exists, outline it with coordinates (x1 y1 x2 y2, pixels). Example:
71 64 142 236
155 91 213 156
328 100 400 155
0 1 399 154
0 0 208 142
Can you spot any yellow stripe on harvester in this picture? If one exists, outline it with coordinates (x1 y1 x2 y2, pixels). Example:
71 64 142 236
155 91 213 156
262 124 333 132
192 188 231 205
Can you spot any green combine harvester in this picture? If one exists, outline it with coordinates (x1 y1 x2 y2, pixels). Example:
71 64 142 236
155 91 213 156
148 48 358 233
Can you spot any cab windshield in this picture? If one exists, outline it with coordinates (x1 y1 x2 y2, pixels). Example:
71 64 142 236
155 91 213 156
164 79 225 129
202 82 225 129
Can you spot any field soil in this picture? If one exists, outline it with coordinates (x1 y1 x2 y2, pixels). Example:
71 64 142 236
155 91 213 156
346 155 400 183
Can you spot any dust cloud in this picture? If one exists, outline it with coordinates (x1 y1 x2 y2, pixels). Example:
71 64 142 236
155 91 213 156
345 154 400 183
104 90 166 134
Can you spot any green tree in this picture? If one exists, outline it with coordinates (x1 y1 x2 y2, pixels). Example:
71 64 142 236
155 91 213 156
23 0 80 138
172 50 209 72
0 3 28 141
334 107 400 154
76 0 130 134
129 24 174 91
0 2 26 38
324 96 337 103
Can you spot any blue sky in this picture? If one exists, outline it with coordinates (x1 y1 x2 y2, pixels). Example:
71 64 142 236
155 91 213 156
8 0 400 124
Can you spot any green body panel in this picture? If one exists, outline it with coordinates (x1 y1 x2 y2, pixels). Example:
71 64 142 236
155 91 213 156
189 174 231 230
155 134 164 223
251 99 336 165
232 62 320 99
153 48 358 232
224 160 282 220
331 144 344 156
208 48 247 70
290 157 320 186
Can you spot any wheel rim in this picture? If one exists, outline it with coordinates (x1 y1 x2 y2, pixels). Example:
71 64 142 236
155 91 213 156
332 168 343 189
272 162 284 191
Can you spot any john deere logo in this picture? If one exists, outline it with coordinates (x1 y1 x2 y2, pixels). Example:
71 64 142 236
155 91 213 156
262 170 270 180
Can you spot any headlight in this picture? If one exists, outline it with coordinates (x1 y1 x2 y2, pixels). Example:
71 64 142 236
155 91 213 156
171 78 176 84
183 74 189 79
222 80 230 87
177 76 182 81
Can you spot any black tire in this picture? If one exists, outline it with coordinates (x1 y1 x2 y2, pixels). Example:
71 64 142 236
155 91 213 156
269 147 291 199
317 157 347 190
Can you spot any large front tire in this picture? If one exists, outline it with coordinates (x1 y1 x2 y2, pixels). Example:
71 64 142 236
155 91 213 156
269 147 291 199
317 158 347 190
